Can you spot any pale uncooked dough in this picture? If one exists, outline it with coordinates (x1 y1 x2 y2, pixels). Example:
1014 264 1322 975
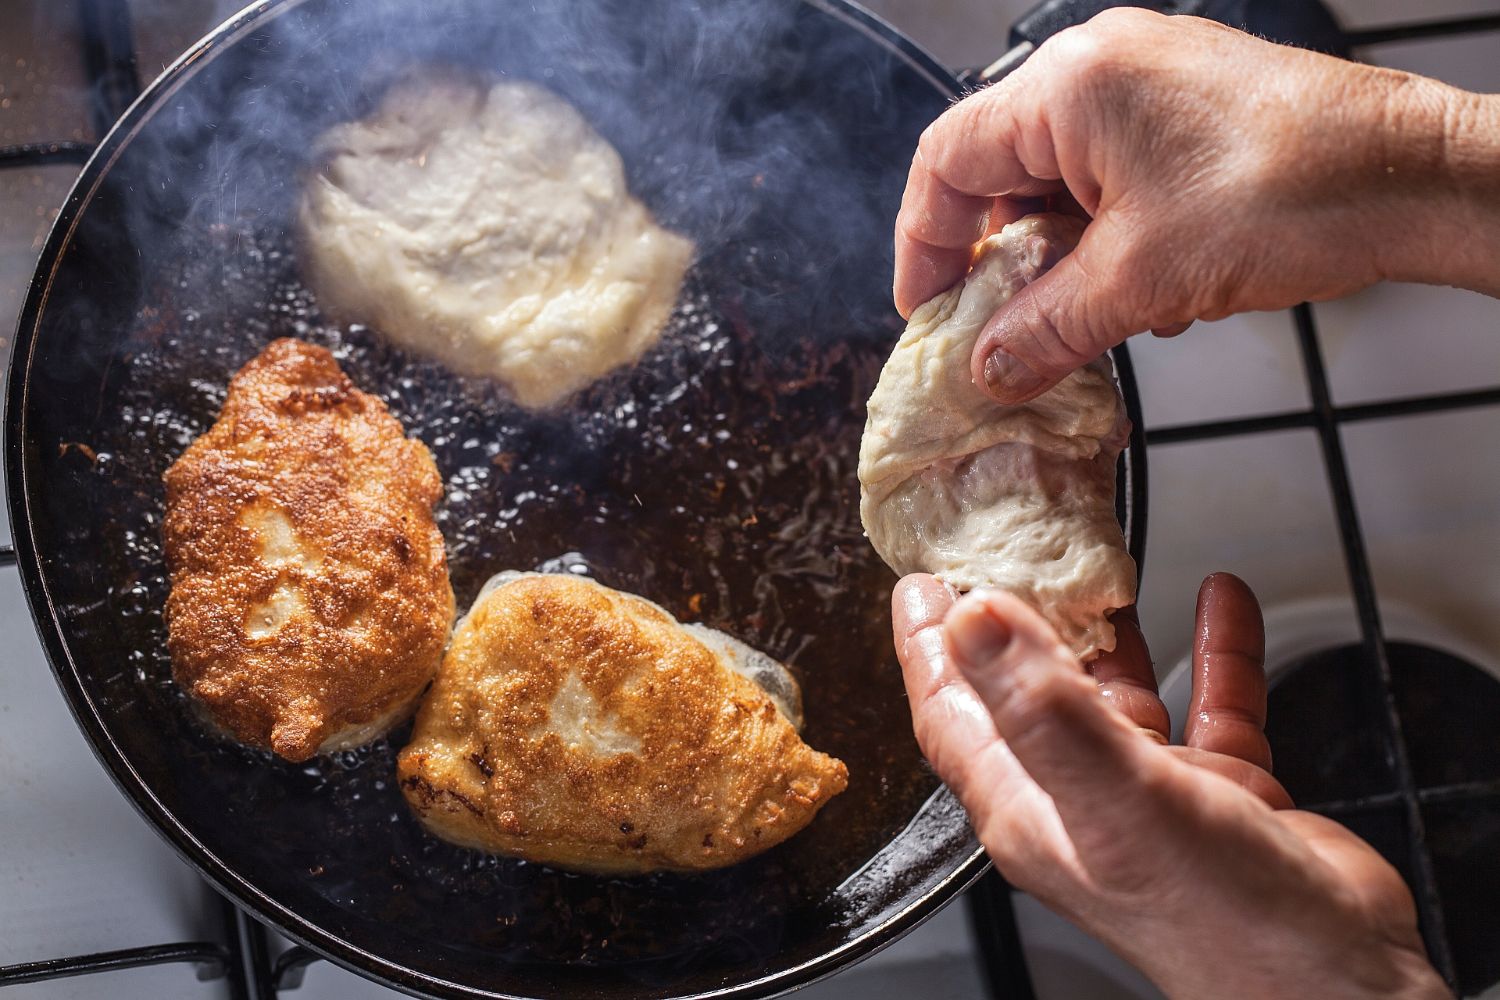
299 73 695 409
858 214 1135 659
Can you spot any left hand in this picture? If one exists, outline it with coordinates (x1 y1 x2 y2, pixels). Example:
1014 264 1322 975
893 572 1444 1000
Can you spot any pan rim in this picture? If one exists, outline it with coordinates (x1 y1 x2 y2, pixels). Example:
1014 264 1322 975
2 0 1142 996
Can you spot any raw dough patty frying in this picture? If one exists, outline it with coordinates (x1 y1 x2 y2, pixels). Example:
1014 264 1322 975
299 73 695 409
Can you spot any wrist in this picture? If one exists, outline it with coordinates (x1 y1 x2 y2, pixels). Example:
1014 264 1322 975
1363 71 1500 294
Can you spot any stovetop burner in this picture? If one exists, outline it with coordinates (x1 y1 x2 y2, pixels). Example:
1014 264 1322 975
1269 641 1500 997
4 0 1500 997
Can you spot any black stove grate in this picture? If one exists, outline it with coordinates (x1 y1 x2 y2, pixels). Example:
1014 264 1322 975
2 2 1499 998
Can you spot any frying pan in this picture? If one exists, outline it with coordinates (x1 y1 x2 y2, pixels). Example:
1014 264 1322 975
4 0 1146 996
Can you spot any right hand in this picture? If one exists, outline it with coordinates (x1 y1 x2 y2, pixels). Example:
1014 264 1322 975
894 573 1449 1000
893 8 1500 403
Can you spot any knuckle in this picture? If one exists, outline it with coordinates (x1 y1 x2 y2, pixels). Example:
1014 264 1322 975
893 203 928 244
1074 232 1161 339
1087 5 1160 33
917 91 1002 194
1025 271 1105 365
991 663 1081 738
1041 22 1122 87
915 120 943 166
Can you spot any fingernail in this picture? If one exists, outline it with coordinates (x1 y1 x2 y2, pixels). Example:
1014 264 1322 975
981 350 1047 402
947 597 1014 666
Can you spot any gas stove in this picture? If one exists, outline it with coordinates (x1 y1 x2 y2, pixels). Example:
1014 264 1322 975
2 1 1498 998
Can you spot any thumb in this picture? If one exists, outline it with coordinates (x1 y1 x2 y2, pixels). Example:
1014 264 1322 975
943 590 1165 843
970 225 1145 404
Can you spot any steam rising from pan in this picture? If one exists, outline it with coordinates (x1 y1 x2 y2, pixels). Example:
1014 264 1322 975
99 0 936 370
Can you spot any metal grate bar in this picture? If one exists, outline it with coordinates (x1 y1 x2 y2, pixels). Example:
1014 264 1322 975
1299 778 1500 816
0 141 94 168
1292 303 1458 986
1417 779 1500 807
1147 384 1500 447
271 946 321 992
0 544 14 567
0 943 229 987
1347 13 1500 47
1336 385 1500 424
220 899 278 1000
215 893 254 1000
967 871 1037 1000
1146 410 1313 445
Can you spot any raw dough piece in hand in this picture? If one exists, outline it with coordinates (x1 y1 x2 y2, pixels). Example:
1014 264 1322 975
858 214 1135 659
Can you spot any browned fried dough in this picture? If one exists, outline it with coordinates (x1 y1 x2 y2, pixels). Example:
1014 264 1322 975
398 574 848 873
163 339 453 762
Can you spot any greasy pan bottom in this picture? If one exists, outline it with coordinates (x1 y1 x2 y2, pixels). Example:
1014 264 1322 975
5 0 1142 997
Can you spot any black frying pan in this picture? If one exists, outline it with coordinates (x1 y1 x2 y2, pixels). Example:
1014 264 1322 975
4 0 1145 997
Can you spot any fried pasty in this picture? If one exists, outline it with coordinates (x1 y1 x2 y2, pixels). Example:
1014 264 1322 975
858 214 1135 659
397 573 848 873
163 338 454 762
299 73 695 409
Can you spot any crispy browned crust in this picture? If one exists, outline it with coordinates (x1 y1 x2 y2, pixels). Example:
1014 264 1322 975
162 338 454 762
397 575 848 873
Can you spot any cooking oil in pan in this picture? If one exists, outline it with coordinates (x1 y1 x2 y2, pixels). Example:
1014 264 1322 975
89 218 942 971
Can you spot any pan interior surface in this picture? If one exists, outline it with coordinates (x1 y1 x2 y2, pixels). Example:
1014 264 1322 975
8 0 999 997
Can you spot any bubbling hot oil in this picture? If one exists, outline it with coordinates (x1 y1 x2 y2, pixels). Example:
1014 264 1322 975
100 219 939 968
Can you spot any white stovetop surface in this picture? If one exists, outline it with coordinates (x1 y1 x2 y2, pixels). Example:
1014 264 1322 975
2 0 1498 997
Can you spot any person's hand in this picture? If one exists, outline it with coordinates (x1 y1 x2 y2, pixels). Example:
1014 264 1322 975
894 572 1448 999
893 8 1500 404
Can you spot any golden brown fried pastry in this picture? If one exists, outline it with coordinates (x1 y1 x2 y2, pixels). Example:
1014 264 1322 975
163 338 454 762
397 573 848 873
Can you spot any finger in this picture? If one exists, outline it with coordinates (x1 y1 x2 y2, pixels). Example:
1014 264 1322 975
942 589 1165 843
971 218 1143 404
893 75 1060 317
892 576 1005 795
892 574 961 703
1088 607 1169 742
894 192 1032 320
892 230 979 321
1185 573 1273 772
1151 320 1193 338
892 576 1080 871
894 154 994 256
892 159 993 320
